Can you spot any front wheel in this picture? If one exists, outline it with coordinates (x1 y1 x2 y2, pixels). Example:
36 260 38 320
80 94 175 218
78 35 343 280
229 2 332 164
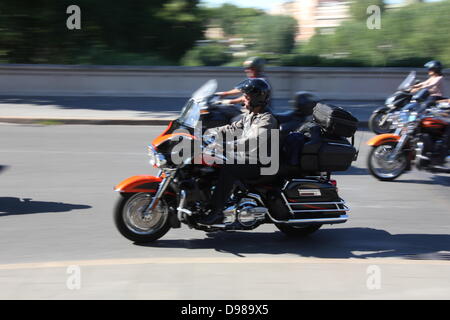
368 108 394 134
276 224 322 237
114 192 171 243
367 142 408 181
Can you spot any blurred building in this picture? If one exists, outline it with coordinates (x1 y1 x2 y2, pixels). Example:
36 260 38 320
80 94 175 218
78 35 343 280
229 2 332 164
271 0 410 42
204 27 225 40
271 0 351 41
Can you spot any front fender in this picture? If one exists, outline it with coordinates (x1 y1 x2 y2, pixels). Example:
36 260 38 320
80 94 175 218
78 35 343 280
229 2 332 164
367 134 401 147
373 106 390 114
114 175 163 193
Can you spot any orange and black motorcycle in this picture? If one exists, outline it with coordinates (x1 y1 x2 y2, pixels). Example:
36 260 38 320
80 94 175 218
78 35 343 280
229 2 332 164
367 92 450 181
113 80 356 243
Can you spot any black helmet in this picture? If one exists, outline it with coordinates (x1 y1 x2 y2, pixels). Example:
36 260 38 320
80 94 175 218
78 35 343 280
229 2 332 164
291 91 320 116
424 60 443 73
243 56 265 73
236 78 271 108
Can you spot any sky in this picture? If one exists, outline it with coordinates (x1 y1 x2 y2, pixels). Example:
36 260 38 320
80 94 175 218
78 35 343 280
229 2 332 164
201 0 441 12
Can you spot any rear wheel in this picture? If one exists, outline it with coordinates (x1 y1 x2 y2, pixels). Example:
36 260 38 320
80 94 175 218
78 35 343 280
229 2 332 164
369 108 394 134
367 142 408 181
114 192 171 243
276 224 322 237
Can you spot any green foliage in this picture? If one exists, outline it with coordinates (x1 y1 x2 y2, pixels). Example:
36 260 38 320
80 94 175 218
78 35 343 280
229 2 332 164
181 6 297 66
279 54 322 66
202 3 265 36
181 43 232 66
0 0 204 64
73 46 176 65
278 54 366 67
245 15 298 55
298 0 450 67
350 0 385 21
2 0 447 68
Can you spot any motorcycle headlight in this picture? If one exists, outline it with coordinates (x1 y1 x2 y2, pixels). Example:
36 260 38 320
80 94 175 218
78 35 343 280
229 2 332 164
147 145 167 168
408 112 417 122
398 111 409 125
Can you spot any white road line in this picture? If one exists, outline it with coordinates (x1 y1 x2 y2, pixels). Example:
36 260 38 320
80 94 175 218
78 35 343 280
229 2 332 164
0 150 142 155
0 256 449 271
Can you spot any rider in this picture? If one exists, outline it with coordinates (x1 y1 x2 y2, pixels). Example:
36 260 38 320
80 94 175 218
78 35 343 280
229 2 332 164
200 78 278 225
214 56 272 109
411 60 445 107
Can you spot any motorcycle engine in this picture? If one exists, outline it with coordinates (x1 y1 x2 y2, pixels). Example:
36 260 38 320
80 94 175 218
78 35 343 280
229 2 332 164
225 198 267 227
415 134 432 169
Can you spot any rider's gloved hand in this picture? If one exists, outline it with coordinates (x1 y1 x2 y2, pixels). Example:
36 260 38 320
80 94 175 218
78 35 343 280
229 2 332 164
203 129 225 158
212 99 232 106
203 128 218 145
438 102 450 110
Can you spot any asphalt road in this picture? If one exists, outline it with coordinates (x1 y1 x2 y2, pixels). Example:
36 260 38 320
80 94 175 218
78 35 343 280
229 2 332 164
0 124 449 299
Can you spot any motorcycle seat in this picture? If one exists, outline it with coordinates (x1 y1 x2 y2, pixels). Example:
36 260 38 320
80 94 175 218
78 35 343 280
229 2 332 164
274 110 308 124
274 110 297 123
275 111 309 143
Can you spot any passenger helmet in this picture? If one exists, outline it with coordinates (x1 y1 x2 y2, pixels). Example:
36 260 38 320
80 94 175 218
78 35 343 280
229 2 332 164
291 91 321 116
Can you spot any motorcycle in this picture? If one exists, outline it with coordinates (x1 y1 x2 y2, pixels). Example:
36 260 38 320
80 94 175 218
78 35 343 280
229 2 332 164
369 71 418 134
113 80 356 243
367 89 450 181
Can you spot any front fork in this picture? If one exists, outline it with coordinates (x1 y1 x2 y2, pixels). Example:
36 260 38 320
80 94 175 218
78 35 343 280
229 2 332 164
378 110 392 127
143 169 176 218
388 134 409 161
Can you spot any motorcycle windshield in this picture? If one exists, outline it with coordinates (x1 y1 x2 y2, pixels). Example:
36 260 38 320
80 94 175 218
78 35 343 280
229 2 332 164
192 79 217 101
177 80 218 128
397 71 416 91
178 99 200 128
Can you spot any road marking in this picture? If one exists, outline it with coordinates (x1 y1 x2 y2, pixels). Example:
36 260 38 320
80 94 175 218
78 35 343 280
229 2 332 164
1 256 450 271
0 150 142 155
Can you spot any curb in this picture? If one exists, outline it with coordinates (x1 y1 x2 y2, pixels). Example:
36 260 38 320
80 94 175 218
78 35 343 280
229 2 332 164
0 117 370 128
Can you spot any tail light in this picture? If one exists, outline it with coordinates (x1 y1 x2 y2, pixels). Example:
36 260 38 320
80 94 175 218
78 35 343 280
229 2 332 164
330 179 338 192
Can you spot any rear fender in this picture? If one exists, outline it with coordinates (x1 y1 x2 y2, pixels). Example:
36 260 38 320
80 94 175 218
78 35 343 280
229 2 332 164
367 134 401 147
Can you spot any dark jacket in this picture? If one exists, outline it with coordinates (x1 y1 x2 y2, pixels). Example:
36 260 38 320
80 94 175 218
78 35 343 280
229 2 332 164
207 110 278 165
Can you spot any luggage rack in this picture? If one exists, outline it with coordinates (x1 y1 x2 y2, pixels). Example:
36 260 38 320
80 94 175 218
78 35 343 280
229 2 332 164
285 200 349 214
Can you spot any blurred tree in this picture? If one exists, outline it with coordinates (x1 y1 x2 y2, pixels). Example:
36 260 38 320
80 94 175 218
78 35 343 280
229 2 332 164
181 43 232 66
203 4 265 37
296 0 450 67
349 0 385 21
247 15 298 54
0 0 204 64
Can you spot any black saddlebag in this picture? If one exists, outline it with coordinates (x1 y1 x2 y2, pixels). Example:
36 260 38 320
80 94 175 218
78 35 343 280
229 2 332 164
268 179 346 221
300 137 356 172
313 103 358 138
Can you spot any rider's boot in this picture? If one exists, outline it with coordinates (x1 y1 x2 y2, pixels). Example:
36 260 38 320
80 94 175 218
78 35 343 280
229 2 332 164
198 208 224 225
